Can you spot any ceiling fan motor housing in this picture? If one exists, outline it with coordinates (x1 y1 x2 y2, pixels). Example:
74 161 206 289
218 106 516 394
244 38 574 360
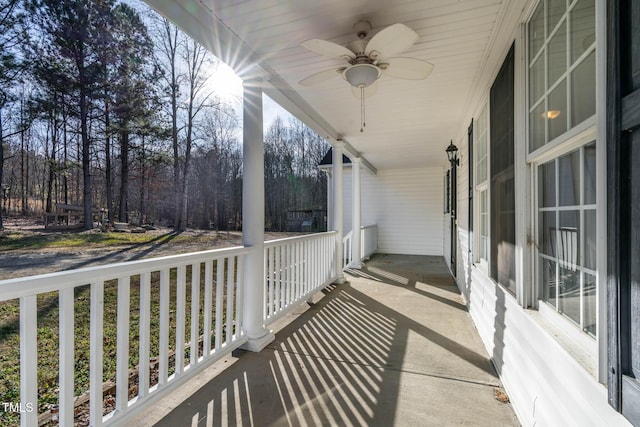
353 20 372 38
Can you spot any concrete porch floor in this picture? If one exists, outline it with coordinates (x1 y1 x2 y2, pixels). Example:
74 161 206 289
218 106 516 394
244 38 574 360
135 254 519 426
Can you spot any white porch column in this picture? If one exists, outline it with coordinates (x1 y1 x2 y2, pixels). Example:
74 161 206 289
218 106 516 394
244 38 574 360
333 141 346 283
350 157 362 268
326 170 333 231
240 77 274 352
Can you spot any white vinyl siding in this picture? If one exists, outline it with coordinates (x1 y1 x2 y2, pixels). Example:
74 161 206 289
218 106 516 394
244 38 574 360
343 167 444 256
454 1 622 425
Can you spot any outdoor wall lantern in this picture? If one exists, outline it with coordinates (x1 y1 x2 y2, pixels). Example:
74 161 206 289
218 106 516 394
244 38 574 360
445 140 459 166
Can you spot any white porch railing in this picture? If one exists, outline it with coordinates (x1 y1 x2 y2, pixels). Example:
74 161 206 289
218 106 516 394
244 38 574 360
343 224 378 269
361 224 378 259
263 231 337 325
343 231 353 268
0 246 249 427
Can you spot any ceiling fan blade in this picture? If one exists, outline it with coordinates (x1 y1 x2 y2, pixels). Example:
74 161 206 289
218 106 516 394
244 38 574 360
351 80 379 99
299 68 345 86
365 23 419 59
380 57 434 80
301 39 355 60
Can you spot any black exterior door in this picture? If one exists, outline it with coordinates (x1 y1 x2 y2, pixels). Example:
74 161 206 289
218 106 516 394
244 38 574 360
607 0 640 423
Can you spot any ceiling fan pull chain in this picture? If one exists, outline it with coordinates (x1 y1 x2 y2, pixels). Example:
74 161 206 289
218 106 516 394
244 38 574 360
360 86 365 132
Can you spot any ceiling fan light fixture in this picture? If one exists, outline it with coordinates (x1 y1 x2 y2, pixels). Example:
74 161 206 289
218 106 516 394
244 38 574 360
343 64 381 88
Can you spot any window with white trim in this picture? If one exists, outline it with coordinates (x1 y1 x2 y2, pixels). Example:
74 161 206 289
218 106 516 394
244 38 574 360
475 104 489 265
537 142 596 336
528 0 596 153
528 0 596 338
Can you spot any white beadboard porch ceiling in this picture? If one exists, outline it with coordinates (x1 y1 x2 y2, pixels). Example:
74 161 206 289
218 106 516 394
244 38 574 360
145 0 522 171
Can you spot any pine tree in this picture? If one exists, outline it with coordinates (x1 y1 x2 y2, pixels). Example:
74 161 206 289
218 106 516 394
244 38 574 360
0 0 25 230
28 0 115 229
110 3 157 222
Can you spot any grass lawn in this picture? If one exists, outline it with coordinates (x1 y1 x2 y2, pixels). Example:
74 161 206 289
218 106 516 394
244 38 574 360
0 230 197 251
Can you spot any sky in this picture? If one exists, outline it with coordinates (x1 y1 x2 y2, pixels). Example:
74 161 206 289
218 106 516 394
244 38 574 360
129 0 295 135
206 55 295 133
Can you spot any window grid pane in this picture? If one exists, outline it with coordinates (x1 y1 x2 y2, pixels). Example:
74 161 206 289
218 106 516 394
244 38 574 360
529 2 545 62
547 20 567 86
479 190 489 262
475 106 488 185
538 143 596 337
570 0 595 64
528 0 595 153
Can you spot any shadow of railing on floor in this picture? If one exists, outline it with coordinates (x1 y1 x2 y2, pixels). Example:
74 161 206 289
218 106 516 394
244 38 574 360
155 274 499 427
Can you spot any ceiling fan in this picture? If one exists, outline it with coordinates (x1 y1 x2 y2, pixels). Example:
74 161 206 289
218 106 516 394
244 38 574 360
299 20 434 132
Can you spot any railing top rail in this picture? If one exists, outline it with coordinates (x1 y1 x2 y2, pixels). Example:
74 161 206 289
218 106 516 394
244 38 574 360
0 245 249 301
361 224 377 230
264 231 336 247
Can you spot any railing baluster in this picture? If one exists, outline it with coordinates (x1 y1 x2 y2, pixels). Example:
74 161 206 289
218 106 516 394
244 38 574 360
323 235 327 281
284 244 290 306
159 269 170 386
176 266 186 375
322 237 328 287
303 240 309 295
282 243 293 308
328 235 332 279
316 237 320 287
310 239 315 289
90 281 104 427
270 247 275 315
139 272 151 398
263 249 268 320
215 258 224 351
59 287 75 426
320 236 324 283
284 244 288 308
320 236 324 282
296 241 302 300
236 255 244 337
274 245 281 314
20 295 38 427
291 243 296 304
191 263 201 367
226 256 234 344
203 260 213 357
293 243 297 301
267 247 273 317
116 277 130 414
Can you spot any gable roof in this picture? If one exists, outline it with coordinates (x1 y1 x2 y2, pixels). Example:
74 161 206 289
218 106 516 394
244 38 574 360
318 148 352 168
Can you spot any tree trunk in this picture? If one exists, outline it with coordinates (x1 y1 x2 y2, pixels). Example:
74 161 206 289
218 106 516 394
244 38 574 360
118 129 129 222
0 107 4 231
105 99 114 224
81 87 93 230
20 101 25 215
139 135 146 224
63 109 68 205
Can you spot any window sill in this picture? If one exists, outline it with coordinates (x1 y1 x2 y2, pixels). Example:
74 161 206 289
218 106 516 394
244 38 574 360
529 301 597 377
473 259 488 274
